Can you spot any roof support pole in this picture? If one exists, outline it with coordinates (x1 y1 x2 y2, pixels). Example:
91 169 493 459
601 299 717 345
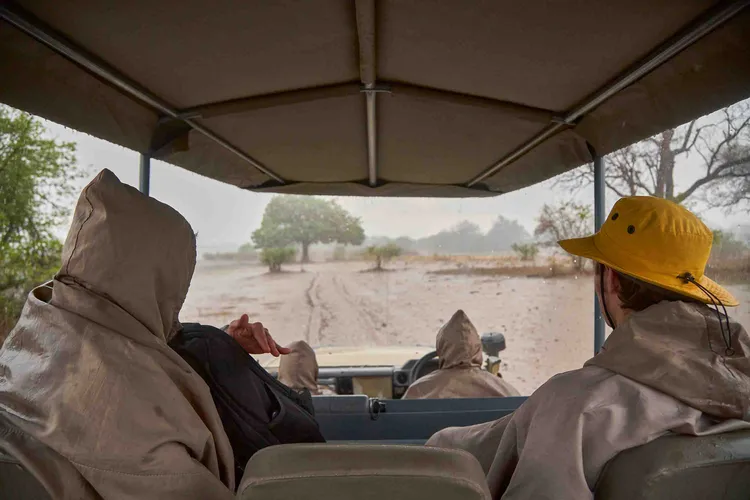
592 148 606 354
355 0 378 187
139 153 151 195
365 86 378 187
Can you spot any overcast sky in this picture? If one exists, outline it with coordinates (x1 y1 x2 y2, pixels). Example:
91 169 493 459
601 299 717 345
41 104 747 254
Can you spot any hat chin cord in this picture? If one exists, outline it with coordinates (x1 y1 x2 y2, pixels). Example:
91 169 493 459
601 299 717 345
600 269 617 331
678 272 734 356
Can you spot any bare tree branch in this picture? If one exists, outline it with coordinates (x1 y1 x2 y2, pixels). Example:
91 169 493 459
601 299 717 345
676 154 750 203
557 101 750 211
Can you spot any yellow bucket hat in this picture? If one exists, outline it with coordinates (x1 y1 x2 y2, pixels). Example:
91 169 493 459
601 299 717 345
559 196 738 307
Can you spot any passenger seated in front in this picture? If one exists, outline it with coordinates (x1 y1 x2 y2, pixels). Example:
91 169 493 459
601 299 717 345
278 340 321 394
0 170 286 499
403 310 519 399
427 197 750 500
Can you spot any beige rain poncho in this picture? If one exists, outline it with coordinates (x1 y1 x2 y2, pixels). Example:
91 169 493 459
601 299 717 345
278 340 320 394
403 310 520 399
428 301 750 499
0 170 235 499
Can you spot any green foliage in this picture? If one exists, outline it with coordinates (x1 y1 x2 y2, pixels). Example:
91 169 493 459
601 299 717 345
260 247 297 272
535 201 593 271
366 243 403 270
1 106 81 340
252 196 365 262
511 242 539 261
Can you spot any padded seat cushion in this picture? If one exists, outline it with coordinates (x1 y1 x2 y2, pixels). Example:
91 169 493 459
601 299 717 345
595 430 750 500
0 447 51 500
238 443 491 500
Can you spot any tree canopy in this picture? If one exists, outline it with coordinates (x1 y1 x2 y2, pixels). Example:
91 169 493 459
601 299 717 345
1 106 81 339
252 196 365 262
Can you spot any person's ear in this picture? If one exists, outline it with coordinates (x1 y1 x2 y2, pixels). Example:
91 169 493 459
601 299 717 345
606 267 621 294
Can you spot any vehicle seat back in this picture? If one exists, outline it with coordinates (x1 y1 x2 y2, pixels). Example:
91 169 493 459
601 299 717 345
238 443 491 499
595 430 750 500
0 447 52 500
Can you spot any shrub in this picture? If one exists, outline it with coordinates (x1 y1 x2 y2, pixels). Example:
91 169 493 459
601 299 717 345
511 243 539 261
260 247 296 272
365 244 402 270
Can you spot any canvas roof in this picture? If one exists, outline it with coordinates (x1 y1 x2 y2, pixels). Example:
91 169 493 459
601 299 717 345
1 0 749 196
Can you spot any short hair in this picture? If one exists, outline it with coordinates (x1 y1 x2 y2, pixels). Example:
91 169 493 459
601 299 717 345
597 263 696 312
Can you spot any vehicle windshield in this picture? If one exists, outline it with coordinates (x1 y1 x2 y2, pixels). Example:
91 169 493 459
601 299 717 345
2 98 749 396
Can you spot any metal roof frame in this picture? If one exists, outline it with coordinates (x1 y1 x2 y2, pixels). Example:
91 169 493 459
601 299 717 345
1 0 748 193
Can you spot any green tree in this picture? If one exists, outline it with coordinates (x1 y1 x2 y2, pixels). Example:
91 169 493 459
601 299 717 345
252 196 365 263
366 244 402 270
260 247 297 273
1 106 80 340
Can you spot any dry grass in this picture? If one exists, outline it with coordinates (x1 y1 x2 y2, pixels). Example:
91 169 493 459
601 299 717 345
400 253 521 266
408 253 592 279
429 265 590 279
707 257 750 285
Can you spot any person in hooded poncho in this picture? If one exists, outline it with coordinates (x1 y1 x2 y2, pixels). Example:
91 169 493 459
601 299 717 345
0 170 286 499
403 310 519 399
278 340 321 394
427 196 750 500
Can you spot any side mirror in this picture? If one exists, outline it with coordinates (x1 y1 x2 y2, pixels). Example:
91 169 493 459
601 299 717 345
481 332 506 357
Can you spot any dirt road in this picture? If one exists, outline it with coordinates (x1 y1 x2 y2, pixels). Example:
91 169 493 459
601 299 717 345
182 260 750 394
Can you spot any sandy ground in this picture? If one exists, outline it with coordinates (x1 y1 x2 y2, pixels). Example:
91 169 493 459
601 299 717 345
181 260 750 395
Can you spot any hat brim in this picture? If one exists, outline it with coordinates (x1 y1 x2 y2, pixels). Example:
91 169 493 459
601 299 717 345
559 236 739 307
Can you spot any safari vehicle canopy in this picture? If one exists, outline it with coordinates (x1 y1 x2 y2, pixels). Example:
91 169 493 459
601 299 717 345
2 1 749 197
1 1 750 499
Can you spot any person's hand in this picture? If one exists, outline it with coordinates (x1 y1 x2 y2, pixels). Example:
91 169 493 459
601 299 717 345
226 314 291 356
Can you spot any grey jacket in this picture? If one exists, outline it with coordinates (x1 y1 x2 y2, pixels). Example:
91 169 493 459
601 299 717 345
0 170 235 499
427 301 750 499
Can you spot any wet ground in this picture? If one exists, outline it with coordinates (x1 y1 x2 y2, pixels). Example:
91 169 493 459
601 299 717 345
182 260 750 395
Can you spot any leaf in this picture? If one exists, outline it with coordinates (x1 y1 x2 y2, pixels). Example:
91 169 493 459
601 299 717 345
1 106 82 339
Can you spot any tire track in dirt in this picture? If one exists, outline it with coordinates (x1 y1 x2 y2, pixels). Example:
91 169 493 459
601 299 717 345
304 274 318 344
314 279 334 344
303 271 387 346
304 272 335 345
335 275 388 345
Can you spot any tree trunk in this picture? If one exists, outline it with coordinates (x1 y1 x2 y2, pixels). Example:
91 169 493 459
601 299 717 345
651 129 678 199
301 242 310 263
661 129 676 200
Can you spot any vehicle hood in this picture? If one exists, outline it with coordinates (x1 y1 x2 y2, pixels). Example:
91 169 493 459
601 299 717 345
257 345 434 371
